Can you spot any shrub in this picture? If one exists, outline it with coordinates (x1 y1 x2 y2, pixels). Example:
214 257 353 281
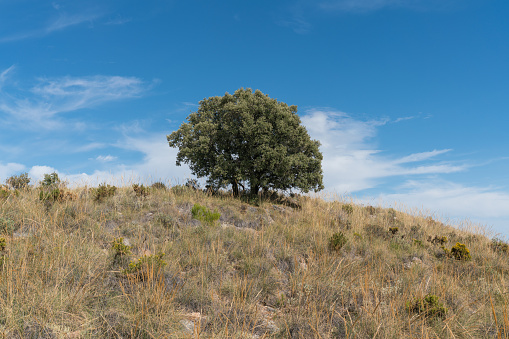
0 217 15 235
132 184 149 198
112 238 132 260
491 238 509 254
41 172 60 187
450 242 471 261
407 294 447 320
93 183 117 202
341 204 353 215
185 178 200 190
429 235 448 246
0 237 6 251
155 213 176 228
191 203 220 226
328 232 347 252
151 181 167 190
124 252 167 280
413 239 425 248
389 227 399 235
0 186 10 199
6 172 30 190
39 188 61 202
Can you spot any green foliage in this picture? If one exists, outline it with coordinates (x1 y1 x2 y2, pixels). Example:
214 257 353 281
39 188 61 202
132 184 149 198
328 232 347 252
0 187 10 199
124 252 167 279
450 242 471 261
353 232 362 239
0 217 15 235
167 88 324 195
155 213 176 228
413 239 425 248
389 227 399 235
6 172 30 190
430 235 448 246
93 183 117 202
111 238 132 259
341 204 353 215
41 172 60 187
0 237 6 251
151 181 167 190
407 294 447 320
491 238 509 254
191 203 220 225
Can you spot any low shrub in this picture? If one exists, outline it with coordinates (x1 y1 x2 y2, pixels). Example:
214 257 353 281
450 242 471 261
389 227 399 235
41 172 60 187
0 217 15 235
407 294 447 320
112 238 132 260
491 238 509 254
151 182 167 190
93 183 117 202
328 232 347 252
341 204 353 215
132 184 149 198
191 203 220 226
124 252 167 280
6 172 30 190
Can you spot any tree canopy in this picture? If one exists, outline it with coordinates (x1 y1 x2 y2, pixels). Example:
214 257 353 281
167 88 324 195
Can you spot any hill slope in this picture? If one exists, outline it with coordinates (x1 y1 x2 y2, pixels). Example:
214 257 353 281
0 184 507 338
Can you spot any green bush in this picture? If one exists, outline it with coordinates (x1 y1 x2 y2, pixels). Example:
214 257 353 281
151 182 167 190
124 252 167 279
328 232 347 252
450 242 471 261
93 183 117 202
0 237 6 251
39 188 61 202
0 217 15 235
389 227 399 235
133 184 149 198
191 203 220 226
155 213 176 228
112 238 132 260
491 238 509 254
41 172 60 187
341 204 353 215
407 294 447 320
6 172 30 190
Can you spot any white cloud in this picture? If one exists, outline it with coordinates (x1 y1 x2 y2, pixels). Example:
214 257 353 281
0 74 148 129
28 165 58 183
95 155 117 162
0 12 101 43
0 65 15 89
0 162 26 182
301 109 465 193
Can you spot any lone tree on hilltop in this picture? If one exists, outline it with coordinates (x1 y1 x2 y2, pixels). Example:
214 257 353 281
167 88 324 195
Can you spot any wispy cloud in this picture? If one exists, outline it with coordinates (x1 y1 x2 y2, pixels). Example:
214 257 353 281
0 12 102 43
0 74 148 129
301 109 465 193
318 0 458 12
0 65 15 89
94 155 117 162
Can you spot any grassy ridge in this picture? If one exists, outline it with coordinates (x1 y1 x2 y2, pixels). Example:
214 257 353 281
0 183 507 338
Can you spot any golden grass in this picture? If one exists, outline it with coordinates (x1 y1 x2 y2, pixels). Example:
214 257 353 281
0 183 507 338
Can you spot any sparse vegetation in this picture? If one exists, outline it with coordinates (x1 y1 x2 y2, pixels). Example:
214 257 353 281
93 183 117 202
191 203 220 225
0 183 505 337
6 172 30 190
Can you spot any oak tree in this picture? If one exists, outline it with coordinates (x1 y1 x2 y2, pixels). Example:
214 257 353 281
167 88 323 195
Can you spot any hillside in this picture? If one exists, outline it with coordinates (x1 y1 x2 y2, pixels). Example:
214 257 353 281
0 183 507 338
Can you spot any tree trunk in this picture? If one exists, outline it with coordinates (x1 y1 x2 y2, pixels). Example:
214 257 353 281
250 184 259 196
232 181 239 196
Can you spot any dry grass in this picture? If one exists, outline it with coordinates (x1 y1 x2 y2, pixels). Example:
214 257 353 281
0 182 507 338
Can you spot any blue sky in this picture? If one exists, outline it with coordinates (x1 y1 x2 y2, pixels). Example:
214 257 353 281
1 0 508 236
